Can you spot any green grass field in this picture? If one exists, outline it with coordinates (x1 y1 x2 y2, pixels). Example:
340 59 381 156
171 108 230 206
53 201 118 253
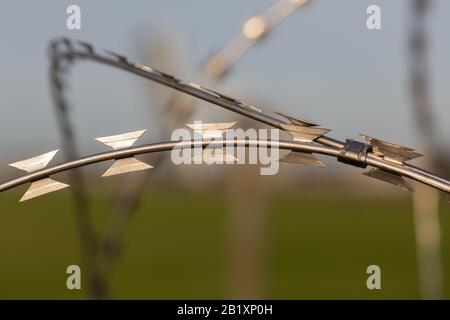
0 186 449 299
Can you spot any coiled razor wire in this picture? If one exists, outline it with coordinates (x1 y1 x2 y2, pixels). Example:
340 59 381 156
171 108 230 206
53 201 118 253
0 38 449 202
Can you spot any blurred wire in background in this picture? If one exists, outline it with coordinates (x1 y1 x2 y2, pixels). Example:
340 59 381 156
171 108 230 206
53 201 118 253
49 0 312 298
1 0 446 299
409 0 448 300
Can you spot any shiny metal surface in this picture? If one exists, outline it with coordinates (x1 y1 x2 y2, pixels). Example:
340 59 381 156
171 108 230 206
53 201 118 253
95 130 152 177
274 111 319 127
8 149 70 201
1 37 449 201
95 130 147 150
1 139 449 195
280 124 331 143
0 139 337 194
185 122 237 140
279 151 326 168
363 168 414 192
361 134 423 165
9 149 60 173
18 178 69 202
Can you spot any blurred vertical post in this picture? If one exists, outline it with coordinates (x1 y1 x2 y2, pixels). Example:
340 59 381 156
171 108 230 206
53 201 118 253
409 0 443 299
217 0 311 298
49 47 108 299
225 120 270 299
102 0 311 297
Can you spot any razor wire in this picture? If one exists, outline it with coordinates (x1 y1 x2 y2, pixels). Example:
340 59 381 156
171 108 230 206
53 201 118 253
53 0 315 299
0 38 449 202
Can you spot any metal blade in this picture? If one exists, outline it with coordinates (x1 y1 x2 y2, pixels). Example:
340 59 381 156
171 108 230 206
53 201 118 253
95 130 147 150
363 168 414 192
281 124 330 142
186 122 237 140
9 150 59 173
102 157 153 177
361 134 423 164
20 178 69 202
280 151 326 168
275 111 318 127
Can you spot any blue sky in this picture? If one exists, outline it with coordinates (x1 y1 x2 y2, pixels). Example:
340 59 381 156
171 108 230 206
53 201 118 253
0 0 448 164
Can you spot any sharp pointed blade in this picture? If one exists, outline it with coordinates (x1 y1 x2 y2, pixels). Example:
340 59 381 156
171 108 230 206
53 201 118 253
9 150 59 173
363 169 414 192
280 152 326 168
102 157 153 177
95 130 147 150
360 134 423 164
281 124 330 142
19 178 69 202
275 111 318 127
186 122 236 140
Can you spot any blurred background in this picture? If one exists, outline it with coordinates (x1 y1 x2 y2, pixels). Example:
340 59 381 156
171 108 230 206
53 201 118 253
0 0 449 299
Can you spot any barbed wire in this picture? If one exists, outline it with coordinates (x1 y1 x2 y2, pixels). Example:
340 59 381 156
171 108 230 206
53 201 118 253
106 0 315 253
45 0 314 298
1 1 447 301
0 38 449 196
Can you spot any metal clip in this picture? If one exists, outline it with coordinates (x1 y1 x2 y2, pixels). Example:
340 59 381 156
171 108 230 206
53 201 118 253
337 139 372 168
9 150 69 202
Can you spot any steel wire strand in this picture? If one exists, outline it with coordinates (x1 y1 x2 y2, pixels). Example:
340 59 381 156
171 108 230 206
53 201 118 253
43 41 450 193
0 139 449 193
